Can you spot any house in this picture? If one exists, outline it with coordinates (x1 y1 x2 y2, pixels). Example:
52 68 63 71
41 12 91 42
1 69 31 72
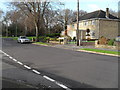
62 8 119 40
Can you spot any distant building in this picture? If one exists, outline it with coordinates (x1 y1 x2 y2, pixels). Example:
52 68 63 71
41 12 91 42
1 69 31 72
61 8 119 39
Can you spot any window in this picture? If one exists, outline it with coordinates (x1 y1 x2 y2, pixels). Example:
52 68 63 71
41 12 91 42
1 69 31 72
20 36 27 39
92 20 95 25
84 21 89 26
72 25 74 28
92 32 95 36
84 21 87 26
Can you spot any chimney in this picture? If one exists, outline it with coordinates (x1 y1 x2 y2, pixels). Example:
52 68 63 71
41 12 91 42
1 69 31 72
106 8 109 18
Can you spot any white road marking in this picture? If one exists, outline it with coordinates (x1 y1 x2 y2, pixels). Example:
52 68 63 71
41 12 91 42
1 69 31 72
56 82 71 90
24 65 31 70
1 50 71 90
17 61 23 65
43 76 55 82
6 54 10 57
9 56 13 59
32 69 41 74
12 58 17 62
1 51 10 57
4 53 9 57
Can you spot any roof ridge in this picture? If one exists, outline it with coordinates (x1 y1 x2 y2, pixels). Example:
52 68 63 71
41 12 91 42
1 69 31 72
86 10 104 14
97 10 101 18
77 9 118 21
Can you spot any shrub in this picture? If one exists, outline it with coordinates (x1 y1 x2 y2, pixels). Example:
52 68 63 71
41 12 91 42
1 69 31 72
43 37 50 41
49 37 58 41
108 39 115 46
39 36 46 42
46 33 60 37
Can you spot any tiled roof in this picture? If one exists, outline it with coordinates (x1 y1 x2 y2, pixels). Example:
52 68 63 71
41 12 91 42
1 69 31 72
75 10 118 21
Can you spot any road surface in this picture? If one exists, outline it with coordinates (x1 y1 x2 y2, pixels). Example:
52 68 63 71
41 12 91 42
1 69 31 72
1 38 118 89
1 48 64 89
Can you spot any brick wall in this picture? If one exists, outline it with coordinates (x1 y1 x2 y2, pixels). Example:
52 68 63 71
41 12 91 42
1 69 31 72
99 19 119 39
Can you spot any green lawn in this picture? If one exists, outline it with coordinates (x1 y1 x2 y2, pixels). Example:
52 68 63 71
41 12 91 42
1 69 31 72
28 37 36 40
2 37 18 40
2 36 36 40
68 41 95 44
82 41 95 42
80 48 120 55
13 37 18 40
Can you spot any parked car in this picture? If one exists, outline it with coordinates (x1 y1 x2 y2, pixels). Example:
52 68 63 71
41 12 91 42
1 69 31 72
115 36 120 42
17 36 30 43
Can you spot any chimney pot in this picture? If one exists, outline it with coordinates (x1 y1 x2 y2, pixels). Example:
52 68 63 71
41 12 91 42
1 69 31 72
106 8 109 18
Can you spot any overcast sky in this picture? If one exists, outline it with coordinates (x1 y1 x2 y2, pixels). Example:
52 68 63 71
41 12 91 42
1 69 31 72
0 0 119 13
63 0 119 12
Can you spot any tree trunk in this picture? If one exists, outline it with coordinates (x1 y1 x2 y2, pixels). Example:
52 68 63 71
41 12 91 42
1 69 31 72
25 25 27 36
35 22 39 42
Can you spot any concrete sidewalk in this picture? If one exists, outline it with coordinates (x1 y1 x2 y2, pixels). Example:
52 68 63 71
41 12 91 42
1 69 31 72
52 44 118 52
50 44 119 57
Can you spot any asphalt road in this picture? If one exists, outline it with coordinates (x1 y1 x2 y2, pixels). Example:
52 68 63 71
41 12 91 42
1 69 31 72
2 38 118 89
1 48 64 89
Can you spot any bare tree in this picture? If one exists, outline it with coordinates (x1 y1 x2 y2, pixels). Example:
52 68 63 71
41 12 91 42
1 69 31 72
10 2 52 41
109 9 118 17
0 9 3 18
6 2 87 39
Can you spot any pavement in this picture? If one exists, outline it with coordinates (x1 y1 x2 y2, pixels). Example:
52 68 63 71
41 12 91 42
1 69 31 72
52 44 118 52
2 38 119 89
34 43 119 57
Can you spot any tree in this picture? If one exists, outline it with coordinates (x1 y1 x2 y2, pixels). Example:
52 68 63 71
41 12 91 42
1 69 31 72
11 2 60 41
109 9 118 17
0 9 3 18
0 9 3 36
6 2 87 39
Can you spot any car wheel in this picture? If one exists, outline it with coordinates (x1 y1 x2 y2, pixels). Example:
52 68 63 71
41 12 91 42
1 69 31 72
20 40 23 44
17 40 19 43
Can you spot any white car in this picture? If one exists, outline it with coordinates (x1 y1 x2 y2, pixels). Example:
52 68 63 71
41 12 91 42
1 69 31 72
17 36 30 43
115 36 120 42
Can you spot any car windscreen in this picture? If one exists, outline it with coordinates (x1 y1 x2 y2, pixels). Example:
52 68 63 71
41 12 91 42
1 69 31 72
21 37 27 39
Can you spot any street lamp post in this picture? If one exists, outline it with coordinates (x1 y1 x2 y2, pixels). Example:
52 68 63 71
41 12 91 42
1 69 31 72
60 3 65 32
76 0 80 46
15 22 17 37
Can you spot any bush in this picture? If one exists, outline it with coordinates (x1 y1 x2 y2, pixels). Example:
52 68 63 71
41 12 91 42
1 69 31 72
46 33 60 37
43 37 50 41
108 39 115 46
39 36 46 42
49 37 58 41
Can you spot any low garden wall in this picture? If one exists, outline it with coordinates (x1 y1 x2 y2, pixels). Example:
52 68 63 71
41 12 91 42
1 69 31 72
95 45 117 50
81 42 95 46
95 41 120 50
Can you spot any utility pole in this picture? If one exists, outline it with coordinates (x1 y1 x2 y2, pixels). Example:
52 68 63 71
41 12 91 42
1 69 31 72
6 25 8 37
25 17 28 36
15 22 17 37
5 21 8 37
76 0 80 46
60 3 65 31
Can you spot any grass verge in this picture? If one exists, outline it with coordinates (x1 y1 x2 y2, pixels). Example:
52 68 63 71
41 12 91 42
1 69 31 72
80 48 120 55
2 37 18 40
2 36 36 40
